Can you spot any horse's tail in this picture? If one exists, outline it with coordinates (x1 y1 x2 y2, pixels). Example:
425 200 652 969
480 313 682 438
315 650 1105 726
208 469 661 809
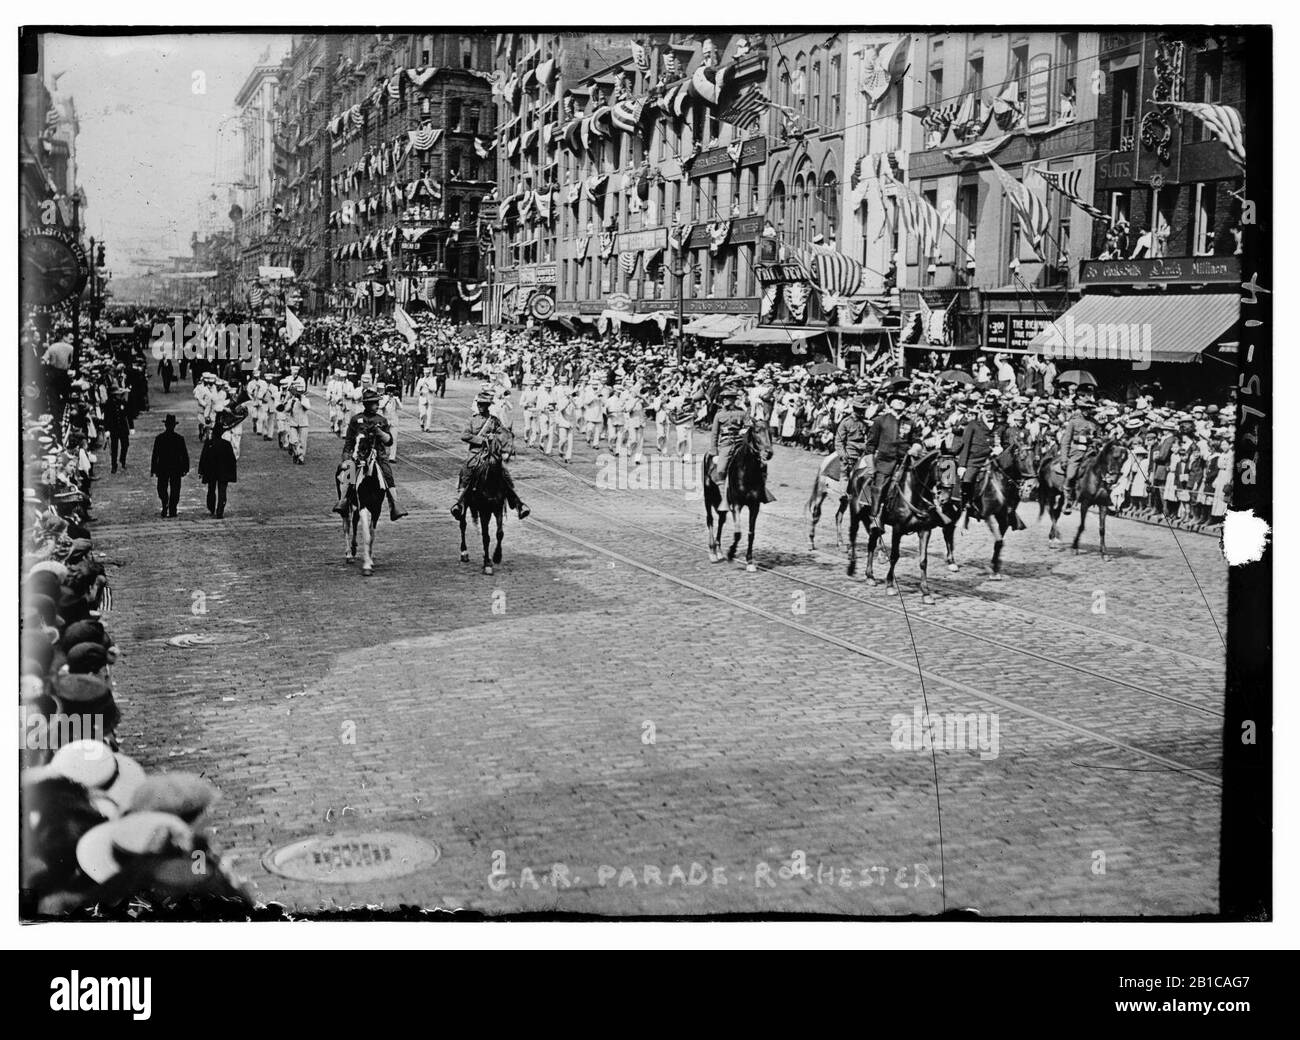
805 465 824 515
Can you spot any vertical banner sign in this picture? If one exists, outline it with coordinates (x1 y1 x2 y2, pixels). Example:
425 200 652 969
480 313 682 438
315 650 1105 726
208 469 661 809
1026 54 1052 127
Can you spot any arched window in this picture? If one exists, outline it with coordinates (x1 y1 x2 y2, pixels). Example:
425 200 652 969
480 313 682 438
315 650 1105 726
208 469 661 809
776 70 790 135
801 171 815 241
810 49 822 129
792 174 804 240
772 180 786 230
821 172 839 240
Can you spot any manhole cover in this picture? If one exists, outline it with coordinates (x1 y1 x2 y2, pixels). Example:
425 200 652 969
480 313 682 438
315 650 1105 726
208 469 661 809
167 631 266 648
261 832 441 883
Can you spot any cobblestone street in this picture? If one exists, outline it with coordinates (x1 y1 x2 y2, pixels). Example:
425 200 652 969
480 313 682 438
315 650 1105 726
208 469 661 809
90 375 1228 916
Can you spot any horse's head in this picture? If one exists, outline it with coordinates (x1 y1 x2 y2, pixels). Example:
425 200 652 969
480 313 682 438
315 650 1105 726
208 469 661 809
352 425 378 466
913 450 962 522
1003 437 1036 482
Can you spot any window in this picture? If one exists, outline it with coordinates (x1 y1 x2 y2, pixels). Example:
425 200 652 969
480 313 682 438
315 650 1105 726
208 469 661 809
1011 42 1029 97
691 180 700 221
1057 33 1079 117
957 182 979 281
829 54 842 127
928 67 944 107
460 36 474 69
822 172 838 239
772 180 786 231
448 98 462 131
811 52 823 128
796 54 808 116
1192 50 1223 142
1193 182 1216 255
968 56 984 97
1111 67 1137 151
776 70 791 135
923 188 939 282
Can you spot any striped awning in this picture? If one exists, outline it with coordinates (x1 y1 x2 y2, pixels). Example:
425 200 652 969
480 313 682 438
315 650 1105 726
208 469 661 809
682 313 756 338
1024 292 1240 364
725 326 825 347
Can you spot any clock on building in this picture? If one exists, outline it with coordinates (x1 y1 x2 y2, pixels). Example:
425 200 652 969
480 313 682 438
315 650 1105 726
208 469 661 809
20 225 89 310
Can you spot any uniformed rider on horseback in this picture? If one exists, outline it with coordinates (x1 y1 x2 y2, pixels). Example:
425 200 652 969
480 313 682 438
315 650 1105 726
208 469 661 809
834 396 872 483
956 399 1004 517
864 381 924 533
449 389 531 523
332 387 408 521
707 383 776 506
1058 383 1099 514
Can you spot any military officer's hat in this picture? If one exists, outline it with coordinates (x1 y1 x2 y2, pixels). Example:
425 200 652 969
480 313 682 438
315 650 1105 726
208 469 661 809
361 388 382 404
850 397 868 411
882 378 912 403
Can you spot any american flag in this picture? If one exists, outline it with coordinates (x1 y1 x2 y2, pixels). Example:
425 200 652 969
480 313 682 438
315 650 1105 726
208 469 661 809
717 85 770 131
894 182 943 261
1036 167 1110 223
989 158 1051 260
1165 101 1246 170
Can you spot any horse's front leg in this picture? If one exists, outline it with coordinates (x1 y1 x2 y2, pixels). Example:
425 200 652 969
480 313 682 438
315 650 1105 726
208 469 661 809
944 521 958 571
1072 503 1089 554
712 502 728 563
359 509 374 576
1097 504 1108 559
987 516 1005 579
885 528 903 596
459 509 470 562
808 491 822 550
492 509 504 564
744 505 758 572
847 506 860 577
835 496 848 549
917 530 934 604
481 511 493 574
1048 492 1063 544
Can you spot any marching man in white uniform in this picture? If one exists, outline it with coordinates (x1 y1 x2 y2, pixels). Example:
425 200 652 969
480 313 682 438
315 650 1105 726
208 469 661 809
380 383 403 462
414 365 437 431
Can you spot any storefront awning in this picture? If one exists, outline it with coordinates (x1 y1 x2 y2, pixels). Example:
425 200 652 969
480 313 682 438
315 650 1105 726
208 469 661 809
258 265 297 280
683 313 755 338
725 326 825 347
1025 292 1240 363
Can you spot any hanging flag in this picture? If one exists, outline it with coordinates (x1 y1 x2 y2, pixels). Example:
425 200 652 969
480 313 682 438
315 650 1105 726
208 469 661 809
761 284 780 322
662 51 682 79
631 41 650 72
1036 167 1111 223
619 249 640 275
536 57 557 89
894 182 942 260
849 155 865 191
691 63 728 106
989 158 1050 260
717 85 771 131
670 221 694 252
991 80 1024 132
408 126 443 151
783 283 810 322
393 303 418 345
944 134 1013 162
285 306 304 345
1164 101 1246 170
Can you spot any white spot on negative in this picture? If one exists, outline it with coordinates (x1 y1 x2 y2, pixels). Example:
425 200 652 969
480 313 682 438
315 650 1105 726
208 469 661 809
1221 509 1271 565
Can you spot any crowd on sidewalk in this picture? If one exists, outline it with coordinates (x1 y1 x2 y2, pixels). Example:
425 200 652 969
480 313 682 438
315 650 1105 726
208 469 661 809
21 309 253 917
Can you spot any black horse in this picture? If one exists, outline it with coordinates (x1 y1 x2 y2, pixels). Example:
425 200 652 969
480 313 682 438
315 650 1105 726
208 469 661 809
846 451 962 604
959 437 1035 579
1036 438 1127 557
702 425 769 572
337 427 385 576
459 420 509 575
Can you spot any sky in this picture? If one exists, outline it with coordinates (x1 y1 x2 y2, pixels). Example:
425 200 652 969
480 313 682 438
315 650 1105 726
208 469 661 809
44 32 291 274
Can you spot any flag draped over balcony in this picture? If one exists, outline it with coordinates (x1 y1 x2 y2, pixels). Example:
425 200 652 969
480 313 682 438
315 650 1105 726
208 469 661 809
794 243 865 300
1165 101 1246 170
893 181 942 260
989 158 1050 260
1036 167 1111 223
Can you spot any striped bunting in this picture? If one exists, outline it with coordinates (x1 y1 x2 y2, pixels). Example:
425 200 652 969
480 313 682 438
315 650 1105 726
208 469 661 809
619 249 640 275
894 181 943 260
1165 101 1246 171
717 84 771 131
1036 167 1111 223
794 243 864 299
631 41 650 72
989 158 1050 260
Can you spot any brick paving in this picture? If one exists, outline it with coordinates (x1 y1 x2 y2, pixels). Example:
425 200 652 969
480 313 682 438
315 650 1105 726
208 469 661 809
86 374 1228 916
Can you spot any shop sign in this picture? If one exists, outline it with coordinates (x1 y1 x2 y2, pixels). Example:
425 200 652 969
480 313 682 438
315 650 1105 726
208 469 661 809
681 297 760 315
688 137 767 178
1078 255 1240 287
986 313 1060 350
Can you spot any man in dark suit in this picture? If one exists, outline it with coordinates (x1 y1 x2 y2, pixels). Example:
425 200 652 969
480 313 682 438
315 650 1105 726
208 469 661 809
864 381 921 532
150 413 190 518
956 402 1003 515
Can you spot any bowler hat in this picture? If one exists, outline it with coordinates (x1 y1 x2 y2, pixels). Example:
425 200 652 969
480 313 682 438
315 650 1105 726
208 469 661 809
163 414 178 428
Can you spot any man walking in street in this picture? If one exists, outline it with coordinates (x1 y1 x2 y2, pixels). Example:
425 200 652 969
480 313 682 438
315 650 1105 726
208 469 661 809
150 413 190 518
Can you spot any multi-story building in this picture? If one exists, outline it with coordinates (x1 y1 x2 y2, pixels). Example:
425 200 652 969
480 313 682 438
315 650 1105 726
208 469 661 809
324 32 497 318
234 52 285 289
21 35 85 234
493 32 770 338
900 30 1103 353
272 34 339 313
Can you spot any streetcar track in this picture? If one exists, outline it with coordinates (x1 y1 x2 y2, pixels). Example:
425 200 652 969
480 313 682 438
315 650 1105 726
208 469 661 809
399 401 1223 671
382 441 1221 788
382 412 1223 718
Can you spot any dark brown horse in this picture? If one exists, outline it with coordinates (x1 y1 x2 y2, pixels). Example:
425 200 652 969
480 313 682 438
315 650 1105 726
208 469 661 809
336 426 385 576
846 451 962 604
459 421 509 575
1036 439 1127 557
960 437 1034 579
703 425 768 572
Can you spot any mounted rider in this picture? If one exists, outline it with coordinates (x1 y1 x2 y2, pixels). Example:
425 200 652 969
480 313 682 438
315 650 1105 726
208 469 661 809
449 389 530 523
864 379 924 533
1058 383 1099 513
707 382 776 504
332 387 408 521
833 396 872 482
956 399 1004 515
